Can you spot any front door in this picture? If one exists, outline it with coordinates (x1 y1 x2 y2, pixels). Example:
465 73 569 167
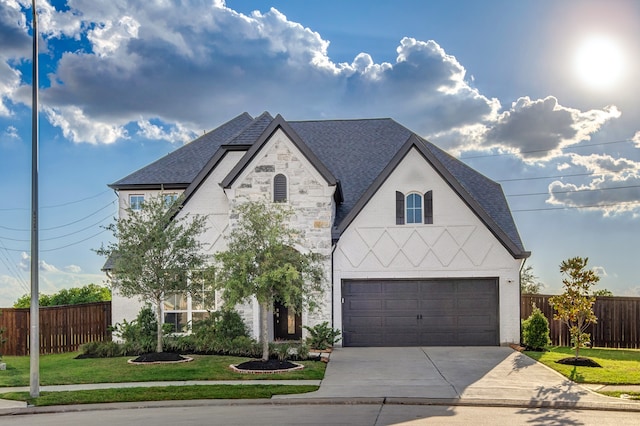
273 301 302 340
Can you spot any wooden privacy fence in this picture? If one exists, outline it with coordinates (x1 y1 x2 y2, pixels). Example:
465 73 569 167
521 294 640 349
0 301 111 356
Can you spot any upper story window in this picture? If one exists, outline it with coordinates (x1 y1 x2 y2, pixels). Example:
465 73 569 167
406 193 422 224
129 195 145 210
396 191 433 225
164 193 178 206
273 174 287 203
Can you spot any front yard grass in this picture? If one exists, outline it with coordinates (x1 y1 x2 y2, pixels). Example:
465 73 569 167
524 346 640 385
0 352 326 387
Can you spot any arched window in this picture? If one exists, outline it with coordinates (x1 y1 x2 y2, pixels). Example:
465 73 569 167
406 193 422 224
396 191 434 225
273 174 287 202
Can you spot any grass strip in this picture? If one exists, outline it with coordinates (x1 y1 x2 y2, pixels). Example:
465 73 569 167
598 391 640 401
524 346 640 384
0 384 319 407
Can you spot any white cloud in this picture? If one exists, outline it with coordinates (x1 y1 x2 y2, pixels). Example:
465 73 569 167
4 125 19 141
546 153 640 215
0 274 28 307
0 0 627 165
592 266 607 278
7 252 105 305
87 16 140 57
0 0 31 58
18 252 62 273
39 259 60 272
0 59 22 116
484 97 621 161
44 105 128 144
64 264 82 273
136 119 195 144
633 131 640 148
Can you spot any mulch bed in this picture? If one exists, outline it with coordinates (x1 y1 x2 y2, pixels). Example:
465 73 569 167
556 357 602 367
129 352 192 364
231 359 305 374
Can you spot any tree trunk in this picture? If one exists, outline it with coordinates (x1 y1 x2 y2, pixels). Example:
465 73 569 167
156 299 163 353
260 301 269 361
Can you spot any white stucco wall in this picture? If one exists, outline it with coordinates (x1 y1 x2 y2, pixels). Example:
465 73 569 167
333 147 524 345
110 188 185 328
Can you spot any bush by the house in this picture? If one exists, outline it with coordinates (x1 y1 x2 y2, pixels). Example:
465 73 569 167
521 304 551 351
304 322 341 350
79 307 315 360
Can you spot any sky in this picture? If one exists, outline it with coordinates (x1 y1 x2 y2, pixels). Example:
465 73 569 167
1 0 639 306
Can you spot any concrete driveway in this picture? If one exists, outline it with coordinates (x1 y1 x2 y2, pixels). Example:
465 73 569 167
281 347 621 406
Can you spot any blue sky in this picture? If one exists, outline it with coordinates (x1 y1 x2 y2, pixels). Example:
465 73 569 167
1 0 639 306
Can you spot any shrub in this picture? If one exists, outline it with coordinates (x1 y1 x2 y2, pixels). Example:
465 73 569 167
522 304 551 351
304 322 341 350
192 309 248 342
78 340 123 358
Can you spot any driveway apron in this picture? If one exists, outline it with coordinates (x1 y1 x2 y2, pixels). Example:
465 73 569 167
283 347 614 405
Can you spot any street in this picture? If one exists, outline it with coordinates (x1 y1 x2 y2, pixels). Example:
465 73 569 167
1 403 639 426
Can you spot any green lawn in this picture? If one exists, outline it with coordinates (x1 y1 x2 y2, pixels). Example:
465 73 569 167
0 352 326 387
0 352 325 406
524 346 640 385
1 384 319 406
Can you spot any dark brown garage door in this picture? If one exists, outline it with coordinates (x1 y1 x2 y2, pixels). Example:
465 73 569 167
342 278 498 346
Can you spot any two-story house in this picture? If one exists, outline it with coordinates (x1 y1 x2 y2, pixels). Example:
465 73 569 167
105 112 530 346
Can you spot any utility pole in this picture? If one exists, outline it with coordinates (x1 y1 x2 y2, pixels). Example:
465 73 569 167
30 0 40 398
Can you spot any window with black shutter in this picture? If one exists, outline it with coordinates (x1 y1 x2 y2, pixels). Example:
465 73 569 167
395 191 405 224
424 190 433 224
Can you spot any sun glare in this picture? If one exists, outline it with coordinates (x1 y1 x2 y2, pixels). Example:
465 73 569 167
573 35 625 90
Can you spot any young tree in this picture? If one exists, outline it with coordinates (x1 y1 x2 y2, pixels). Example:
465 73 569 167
521 264 543 294
214 200 326 361
549 256 599 358
96 195 211 353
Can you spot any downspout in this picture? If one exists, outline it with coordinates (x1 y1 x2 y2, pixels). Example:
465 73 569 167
518 257 527 346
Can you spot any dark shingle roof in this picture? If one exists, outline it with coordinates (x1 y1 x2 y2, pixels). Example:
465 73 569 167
109 112 255 188
110 112 529 258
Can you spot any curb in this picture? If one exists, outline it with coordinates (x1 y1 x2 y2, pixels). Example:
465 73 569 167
2 396 640 417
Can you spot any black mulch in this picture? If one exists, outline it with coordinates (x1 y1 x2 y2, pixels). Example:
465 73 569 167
131 352 188 363
235 359 298 371
556 357 602 367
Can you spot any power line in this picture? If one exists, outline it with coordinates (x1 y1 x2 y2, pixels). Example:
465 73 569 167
0 189 113 212
497 172 597 183
506 184 640 198
41 229 110 253
0 240 29 294
0 200 116 232
512 200 640 213
460 138 634 160
0 213 113 242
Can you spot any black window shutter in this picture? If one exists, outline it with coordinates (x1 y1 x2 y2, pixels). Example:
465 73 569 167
274 174 287 202
396 191 405 225
424 190 433 224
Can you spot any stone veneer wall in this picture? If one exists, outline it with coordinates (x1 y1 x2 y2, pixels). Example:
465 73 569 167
228 130 335 336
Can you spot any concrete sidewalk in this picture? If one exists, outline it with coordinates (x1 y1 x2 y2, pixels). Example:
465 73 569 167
1 347 639 413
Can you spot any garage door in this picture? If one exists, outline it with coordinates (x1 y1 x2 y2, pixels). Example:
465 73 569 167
342 278 498 346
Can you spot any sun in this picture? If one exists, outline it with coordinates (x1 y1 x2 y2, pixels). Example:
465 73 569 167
573 35 625 90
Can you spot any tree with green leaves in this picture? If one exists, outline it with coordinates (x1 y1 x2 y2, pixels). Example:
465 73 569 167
13 283 111 308
214 200 326 361
549 256 599 359
593 288 613 297
96 195 211 353
521 264 543 294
